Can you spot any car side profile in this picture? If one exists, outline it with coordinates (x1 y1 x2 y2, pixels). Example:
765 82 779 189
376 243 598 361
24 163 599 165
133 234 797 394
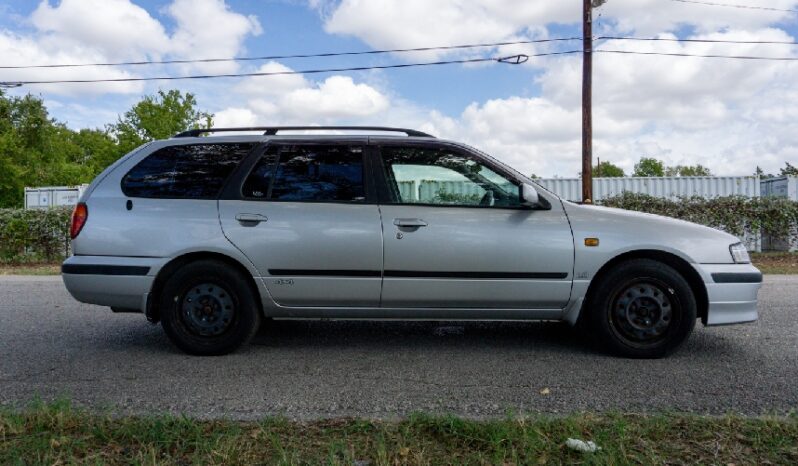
62 126 762 358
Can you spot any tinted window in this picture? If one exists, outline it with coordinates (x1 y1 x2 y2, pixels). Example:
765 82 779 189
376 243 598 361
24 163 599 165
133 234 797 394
381 146 521 207
243 145 365 202
122 143 253 199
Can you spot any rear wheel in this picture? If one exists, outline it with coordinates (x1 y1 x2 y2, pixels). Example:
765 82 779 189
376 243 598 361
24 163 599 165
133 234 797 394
586 259 696 358
159 260 261 355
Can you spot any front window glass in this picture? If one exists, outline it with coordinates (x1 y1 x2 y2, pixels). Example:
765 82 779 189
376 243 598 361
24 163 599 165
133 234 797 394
381 146 521 207
243 145 365 202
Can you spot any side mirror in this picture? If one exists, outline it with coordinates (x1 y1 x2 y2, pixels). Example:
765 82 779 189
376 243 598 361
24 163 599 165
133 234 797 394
521 183 541 208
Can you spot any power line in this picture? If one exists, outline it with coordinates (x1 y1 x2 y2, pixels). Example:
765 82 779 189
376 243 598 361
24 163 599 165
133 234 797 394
2 35 795 72
599 36 798 45
596 49 798 60
0 37 581 70
2 52 570 86
668 0 798 13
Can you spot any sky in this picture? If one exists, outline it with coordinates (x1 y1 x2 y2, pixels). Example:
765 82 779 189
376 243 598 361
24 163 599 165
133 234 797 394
1 0 797 178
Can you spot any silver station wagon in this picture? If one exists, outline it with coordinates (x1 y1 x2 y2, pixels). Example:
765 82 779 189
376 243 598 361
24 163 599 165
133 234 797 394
62 126 762 357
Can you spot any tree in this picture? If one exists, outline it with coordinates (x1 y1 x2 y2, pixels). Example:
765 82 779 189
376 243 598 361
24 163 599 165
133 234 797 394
633 157 665 177
664 164 712 177
0 89 214 207
780 162 798 176
111 89 213 154
593 160 624 177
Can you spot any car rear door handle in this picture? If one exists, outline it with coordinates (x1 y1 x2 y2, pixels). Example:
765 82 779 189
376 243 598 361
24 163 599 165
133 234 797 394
393 218 428 228
236 213 268 225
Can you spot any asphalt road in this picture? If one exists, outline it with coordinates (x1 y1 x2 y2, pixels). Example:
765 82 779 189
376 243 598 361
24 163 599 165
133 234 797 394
0 275 796 420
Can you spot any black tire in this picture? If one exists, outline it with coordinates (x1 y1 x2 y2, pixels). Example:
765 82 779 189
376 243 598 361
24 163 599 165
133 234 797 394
159 260 261 355
585 259 696 358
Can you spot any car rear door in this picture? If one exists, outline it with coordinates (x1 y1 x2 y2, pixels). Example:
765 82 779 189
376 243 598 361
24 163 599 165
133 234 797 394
219 139 383 307
374 141 574 309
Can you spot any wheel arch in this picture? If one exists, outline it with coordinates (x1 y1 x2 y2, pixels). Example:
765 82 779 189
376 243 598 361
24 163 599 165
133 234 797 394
579 249 709 325
147 251 263 323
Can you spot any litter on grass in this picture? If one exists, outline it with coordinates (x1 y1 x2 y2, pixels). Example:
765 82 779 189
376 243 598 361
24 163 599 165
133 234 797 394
565 438 601 453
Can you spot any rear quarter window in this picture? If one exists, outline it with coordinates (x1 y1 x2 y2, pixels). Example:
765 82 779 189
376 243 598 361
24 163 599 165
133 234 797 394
122 143 253 199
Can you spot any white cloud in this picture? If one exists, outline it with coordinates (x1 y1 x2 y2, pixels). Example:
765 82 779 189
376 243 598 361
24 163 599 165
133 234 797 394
234 62 309 96
31 0 169 60
1 0 261 96
280 75 389 119
599 0 798 36
0 31 145 95
166 0 262 73
214 107 258 127
317 0 798 51
217 65 391 124
316 0 576 59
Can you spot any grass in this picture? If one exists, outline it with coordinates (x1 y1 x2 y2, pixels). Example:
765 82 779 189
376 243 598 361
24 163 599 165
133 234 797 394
750 252 798 275
1 401 797 465
0 263 61 275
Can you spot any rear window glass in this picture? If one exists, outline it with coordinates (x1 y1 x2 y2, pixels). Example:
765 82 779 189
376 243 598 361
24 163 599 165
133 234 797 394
122 143 253 199
243 145 365 202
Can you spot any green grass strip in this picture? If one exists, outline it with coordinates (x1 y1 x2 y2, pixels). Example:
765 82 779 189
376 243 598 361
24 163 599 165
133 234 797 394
1 400 797 465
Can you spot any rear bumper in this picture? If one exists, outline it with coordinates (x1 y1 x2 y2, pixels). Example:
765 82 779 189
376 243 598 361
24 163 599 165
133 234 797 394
62 256 164 311
695 263 762 326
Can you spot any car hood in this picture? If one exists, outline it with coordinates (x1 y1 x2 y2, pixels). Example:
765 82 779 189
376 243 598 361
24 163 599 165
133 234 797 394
561 201 741 264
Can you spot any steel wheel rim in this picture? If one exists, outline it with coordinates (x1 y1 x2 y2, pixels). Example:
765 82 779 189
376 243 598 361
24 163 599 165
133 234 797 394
180 282 235 337
609 280 675 346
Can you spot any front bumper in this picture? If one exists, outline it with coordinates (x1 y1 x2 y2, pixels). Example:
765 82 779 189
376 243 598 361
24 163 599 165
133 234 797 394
62 255 165 311
695 263 762 326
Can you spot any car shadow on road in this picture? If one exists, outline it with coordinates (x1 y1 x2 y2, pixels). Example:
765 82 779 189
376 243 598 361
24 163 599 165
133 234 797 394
250 319 598 355
100 315 746 362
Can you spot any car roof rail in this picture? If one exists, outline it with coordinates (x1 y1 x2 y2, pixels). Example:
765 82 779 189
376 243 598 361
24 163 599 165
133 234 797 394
173 126 435 138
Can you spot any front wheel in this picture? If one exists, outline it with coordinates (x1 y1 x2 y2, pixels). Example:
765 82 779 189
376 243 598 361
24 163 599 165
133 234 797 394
586 259 697 358
159 260 261 355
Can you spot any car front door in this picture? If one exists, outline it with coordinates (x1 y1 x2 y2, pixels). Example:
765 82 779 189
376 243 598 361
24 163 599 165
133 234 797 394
219 139 383 308
375 142 574 309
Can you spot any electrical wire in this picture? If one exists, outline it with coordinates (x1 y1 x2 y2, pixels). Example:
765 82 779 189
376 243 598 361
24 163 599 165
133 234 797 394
668 0 798 13
596 49 798 60
0 37 581 70
2 52 572 86
598 36 798 45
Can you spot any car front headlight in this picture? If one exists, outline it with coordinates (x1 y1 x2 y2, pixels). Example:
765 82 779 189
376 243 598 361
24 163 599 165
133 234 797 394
729 242 750 264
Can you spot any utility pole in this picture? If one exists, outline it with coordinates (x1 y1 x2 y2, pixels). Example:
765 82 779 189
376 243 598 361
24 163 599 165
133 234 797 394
582 0 594 204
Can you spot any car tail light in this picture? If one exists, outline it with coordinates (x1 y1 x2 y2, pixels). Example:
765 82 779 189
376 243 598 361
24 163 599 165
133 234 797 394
70 202 88 239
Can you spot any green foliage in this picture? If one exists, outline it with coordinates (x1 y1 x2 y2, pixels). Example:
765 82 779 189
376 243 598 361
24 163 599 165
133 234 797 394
0 89 213 208
0 206 72 263
594 161 625 177
665 164 712 176
780 162 798 177
601 192 798 242
433 189 482 204
632 157 665 177
110 89 213 154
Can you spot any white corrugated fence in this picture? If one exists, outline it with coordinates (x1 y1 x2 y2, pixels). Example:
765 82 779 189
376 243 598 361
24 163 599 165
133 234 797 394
534 176 760 202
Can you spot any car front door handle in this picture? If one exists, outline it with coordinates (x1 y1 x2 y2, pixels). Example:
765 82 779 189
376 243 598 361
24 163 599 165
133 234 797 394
236 213 268 226
393 218 428 228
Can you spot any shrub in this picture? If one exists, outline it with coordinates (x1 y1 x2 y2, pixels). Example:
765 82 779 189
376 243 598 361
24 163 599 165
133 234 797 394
0 207 72 263
600 192 798 244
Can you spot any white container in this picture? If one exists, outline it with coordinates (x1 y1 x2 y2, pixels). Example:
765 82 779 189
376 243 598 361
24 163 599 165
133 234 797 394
761 176 798 201
24 185 88 209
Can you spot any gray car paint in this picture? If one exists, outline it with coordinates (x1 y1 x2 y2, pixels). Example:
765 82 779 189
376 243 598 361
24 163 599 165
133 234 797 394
62 134 760 327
